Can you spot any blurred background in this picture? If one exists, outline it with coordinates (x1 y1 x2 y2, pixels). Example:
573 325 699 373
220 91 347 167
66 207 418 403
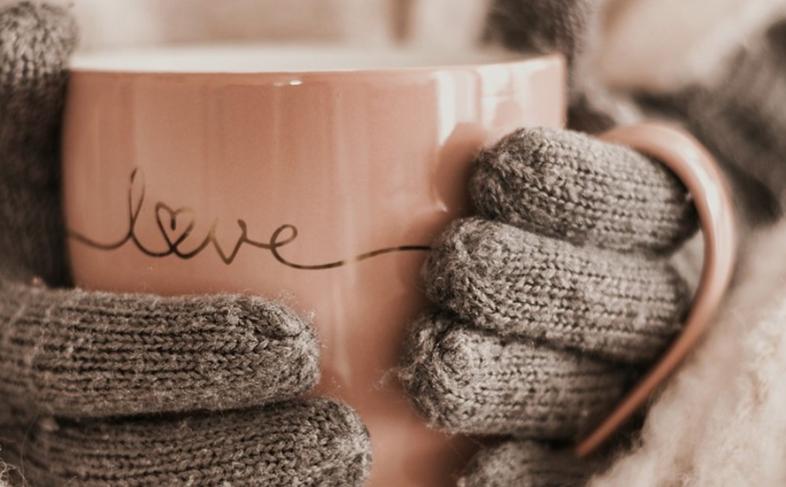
5 0 783 96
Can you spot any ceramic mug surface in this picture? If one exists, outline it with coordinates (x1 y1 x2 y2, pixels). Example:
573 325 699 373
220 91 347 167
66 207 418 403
63 45 567 487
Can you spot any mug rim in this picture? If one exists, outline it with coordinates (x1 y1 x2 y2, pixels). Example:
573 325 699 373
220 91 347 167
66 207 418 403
576 122 737 457
68 42 563 78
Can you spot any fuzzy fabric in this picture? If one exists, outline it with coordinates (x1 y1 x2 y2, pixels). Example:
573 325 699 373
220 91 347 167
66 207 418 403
460 440 599 487
593 221 786 486
400 311 631 439
0 283 320 417
419 217 689 364
1 399 371 486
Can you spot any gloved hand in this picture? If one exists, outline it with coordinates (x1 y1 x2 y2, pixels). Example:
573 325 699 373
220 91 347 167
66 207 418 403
400 1 699 485
0 3 370 486
400 126 697 486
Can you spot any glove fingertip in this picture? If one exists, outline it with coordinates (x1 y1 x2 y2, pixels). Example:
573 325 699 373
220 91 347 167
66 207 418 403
420 217 499 326
459 440 594 487
307 398 373 484
0 287 322 417
0 2 78 67
225 293 322 390
470 126 698 254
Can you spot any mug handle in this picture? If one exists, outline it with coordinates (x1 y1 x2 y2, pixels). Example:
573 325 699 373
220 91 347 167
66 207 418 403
574 122 737 457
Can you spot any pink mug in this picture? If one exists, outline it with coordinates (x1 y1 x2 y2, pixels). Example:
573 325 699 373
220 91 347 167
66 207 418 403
63 45 735 486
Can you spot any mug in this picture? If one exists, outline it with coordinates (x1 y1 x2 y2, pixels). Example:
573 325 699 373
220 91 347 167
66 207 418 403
63 44 735 486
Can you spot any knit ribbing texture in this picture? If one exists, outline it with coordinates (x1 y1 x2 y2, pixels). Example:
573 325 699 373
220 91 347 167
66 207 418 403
400 127 695 483
1 399 371 486
399 313 631 439
459 440 596 487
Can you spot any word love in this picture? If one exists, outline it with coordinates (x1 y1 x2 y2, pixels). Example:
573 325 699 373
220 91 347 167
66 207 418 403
68 169 429 270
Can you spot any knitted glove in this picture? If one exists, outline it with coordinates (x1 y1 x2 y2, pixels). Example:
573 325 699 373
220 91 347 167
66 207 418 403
400 1 698 486
0 3 370 485
399 127 697 486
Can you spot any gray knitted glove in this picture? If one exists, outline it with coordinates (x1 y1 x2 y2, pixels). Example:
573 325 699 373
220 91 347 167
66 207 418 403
0 3 370 486
399 127 697 486
399 2 698 485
